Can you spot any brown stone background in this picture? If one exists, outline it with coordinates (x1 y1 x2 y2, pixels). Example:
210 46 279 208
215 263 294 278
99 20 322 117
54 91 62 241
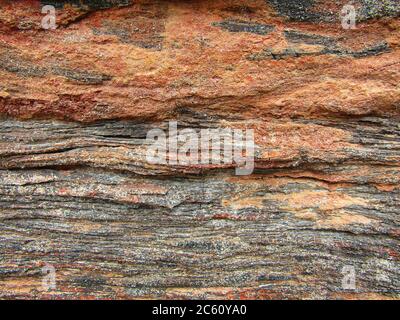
0 0 399 299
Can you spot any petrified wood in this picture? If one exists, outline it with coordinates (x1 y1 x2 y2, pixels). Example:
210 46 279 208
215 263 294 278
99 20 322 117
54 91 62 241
0 0 399 299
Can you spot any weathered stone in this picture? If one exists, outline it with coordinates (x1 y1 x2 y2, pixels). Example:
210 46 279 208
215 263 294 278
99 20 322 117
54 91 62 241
0 0 398 300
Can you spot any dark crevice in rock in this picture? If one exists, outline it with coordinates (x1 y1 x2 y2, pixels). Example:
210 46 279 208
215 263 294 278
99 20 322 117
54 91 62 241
212 20 275 35
0 51 112 84
248 33 390 60
40 0 133 10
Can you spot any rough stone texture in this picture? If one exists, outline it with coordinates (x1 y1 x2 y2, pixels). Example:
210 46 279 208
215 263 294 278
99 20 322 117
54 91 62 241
0 0 399 299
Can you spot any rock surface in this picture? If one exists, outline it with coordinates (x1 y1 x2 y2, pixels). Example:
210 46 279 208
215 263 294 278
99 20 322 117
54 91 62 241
0 0 399 299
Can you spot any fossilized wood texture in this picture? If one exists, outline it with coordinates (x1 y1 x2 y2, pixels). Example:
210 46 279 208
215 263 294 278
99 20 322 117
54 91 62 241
0 0 399 299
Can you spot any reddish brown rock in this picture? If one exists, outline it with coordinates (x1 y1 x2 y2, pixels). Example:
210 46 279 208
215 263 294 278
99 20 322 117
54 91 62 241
0 0 399 300
0 0 399 122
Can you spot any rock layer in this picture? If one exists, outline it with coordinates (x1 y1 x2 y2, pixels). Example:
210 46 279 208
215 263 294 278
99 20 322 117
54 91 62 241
0 0 399 299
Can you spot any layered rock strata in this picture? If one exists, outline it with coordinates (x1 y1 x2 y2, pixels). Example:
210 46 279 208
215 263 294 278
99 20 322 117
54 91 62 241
0 0 398 299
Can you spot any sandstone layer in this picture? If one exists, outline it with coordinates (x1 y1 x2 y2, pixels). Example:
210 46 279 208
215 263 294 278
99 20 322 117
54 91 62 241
0 0 399 299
